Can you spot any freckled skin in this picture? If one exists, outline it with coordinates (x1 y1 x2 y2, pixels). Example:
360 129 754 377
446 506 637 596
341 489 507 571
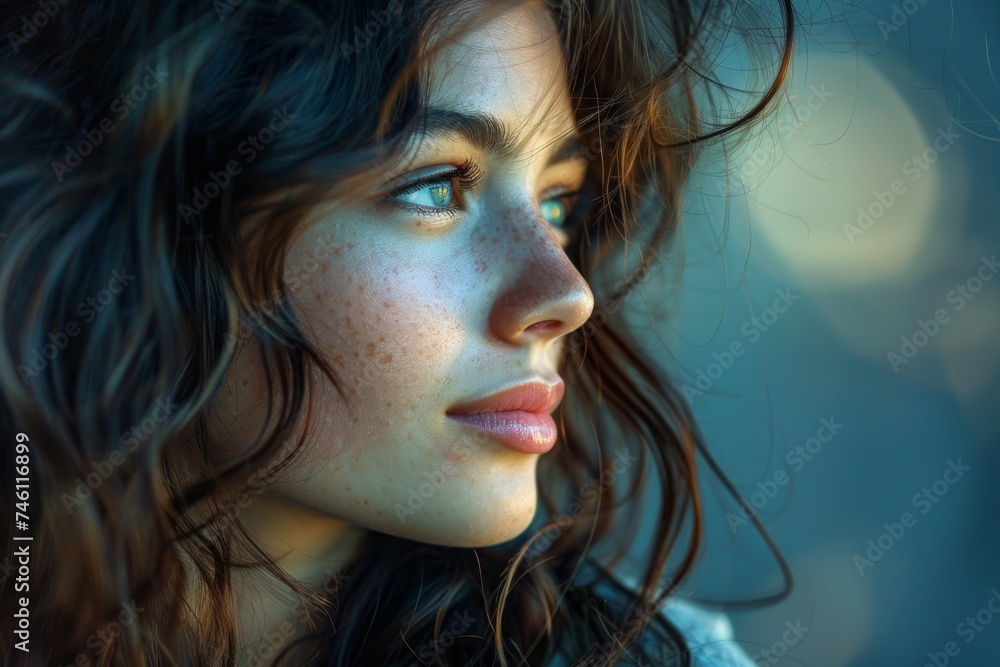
206 0 594 550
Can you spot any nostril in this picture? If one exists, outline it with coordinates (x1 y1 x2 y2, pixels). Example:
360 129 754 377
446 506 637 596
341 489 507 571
527 319 562 333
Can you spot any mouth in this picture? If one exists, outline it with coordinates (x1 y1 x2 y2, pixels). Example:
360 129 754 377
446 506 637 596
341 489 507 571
446 379 564 454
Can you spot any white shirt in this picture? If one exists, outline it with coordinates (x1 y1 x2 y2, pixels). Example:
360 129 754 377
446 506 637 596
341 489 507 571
546 572 757 666
659 597 757 666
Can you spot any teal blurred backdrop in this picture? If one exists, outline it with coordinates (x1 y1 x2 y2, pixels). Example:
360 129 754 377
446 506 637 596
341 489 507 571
629 1 1000 665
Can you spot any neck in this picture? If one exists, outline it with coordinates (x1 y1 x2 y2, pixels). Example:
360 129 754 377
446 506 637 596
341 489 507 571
230 493 365 666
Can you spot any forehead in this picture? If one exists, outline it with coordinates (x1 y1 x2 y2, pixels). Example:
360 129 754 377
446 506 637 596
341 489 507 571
421 1 577 153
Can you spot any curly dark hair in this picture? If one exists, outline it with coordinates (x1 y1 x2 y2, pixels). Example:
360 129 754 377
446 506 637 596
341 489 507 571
0 0 793 664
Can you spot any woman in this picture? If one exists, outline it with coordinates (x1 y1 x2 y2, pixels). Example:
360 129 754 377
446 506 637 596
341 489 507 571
0 0 792 664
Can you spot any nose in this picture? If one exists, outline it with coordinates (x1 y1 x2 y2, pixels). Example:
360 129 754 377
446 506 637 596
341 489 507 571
488 202 595 346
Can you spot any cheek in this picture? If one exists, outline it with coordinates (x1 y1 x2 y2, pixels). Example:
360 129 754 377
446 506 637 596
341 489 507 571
286 247 466 451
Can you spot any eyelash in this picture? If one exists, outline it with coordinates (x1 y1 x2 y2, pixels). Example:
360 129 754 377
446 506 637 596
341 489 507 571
380 160 587 238
385 159 485 219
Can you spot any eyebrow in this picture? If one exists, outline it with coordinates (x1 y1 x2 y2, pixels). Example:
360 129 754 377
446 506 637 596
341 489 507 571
410 107 585 167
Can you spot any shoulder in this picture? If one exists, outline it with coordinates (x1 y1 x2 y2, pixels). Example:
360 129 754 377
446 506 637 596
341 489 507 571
606 571 758 667
659 597 757 667
547 562 757 666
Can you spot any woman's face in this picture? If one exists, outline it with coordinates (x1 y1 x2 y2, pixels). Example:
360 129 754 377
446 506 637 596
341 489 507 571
208 0 594 548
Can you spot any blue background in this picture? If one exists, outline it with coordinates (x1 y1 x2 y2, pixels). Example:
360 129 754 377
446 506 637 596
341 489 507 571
627 1 1000 665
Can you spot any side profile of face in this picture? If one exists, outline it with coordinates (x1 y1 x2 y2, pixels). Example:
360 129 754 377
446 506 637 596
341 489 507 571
206 0 594 548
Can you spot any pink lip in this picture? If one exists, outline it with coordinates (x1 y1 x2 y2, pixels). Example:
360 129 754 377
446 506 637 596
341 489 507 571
447 380 564 454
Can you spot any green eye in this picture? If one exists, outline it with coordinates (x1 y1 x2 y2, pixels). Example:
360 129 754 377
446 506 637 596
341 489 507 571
540 198 567 227
396 181 454 208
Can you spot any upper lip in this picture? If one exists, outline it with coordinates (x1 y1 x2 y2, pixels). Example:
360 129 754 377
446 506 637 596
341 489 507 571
446 379 565 415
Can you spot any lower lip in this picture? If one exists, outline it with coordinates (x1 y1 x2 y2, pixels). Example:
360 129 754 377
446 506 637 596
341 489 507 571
446 411 557 454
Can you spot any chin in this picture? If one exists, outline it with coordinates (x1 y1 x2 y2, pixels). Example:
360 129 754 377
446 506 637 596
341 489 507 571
374 484 540 548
